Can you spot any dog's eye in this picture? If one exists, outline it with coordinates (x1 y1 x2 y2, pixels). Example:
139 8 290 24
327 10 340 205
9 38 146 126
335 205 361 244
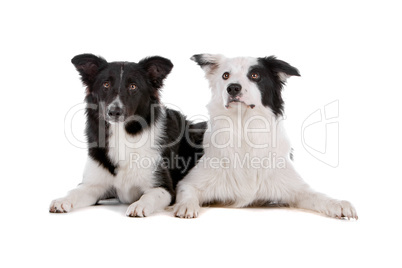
222 72 230 80
129 84 137 91
103 81 110 88
251 73 260 80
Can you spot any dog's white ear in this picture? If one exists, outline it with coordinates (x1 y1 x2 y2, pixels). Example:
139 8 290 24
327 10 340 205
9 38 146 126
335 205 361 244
259 56 300 83
191 54 224 74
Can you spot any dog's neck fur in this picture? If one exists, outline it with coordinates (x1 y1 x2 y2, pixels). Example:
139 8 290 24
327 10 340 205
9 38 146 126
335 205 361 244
204 104 288 156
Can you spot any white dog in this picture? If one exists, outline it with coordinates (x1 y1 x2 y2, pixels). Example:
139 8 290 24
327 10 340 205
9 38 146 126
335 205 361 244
174 54 357 219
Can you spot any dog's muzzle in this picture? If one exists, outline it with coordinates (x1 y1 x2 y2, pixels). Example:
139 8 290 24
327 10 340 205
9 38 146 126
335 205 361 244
107 104 125 122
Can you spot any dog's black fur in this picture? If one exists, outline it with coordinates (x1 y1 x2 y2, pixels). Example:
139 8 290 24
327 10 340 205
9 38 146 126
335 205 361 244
254 56 300 116
72 54 206 200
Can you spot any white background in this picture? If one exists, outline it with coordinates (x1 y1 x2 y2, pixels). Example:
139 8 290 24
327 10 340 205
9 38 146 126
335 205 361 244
1 0 401 267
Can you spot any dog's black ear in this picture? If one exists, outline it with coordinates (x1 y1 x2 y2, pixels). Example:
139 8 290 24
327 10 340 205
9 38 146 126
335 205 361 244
71 54 108 86
191 54 224 74
139 56 173 89
259 56 300 82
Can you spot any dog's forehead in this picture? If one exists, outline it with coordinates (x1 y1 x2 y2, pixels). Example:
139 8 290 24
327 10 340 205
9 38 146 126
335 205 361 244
99 62 123 75
108 61 125 69
222 57 258 73
101 62 141 76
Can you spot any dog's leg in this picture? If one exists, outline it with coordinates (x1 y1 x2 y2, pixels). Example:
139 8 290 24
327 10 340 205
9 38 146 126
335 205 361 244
49 183 110 213
173 166 212 218
126 187 171 217
273 162 358 219
49 157 112 213
173 162 227 218
173 182 201 219
291 190 358 219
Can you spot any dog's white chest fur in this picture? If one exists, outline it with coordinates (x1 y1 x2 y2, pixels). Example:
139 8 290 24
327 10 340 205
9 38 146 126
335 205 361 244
107 123 159 203
195 107 292 206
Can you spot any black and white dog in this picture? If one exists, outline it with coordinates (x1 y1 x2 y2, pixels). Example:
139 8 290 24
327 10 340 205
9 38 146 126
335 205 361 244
174 54 358 219
50 54 205 217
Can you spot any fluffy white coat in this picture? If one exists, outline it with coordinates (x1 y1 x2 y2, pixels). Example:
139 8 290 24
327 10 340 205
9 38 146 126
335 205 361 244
174 55 357 219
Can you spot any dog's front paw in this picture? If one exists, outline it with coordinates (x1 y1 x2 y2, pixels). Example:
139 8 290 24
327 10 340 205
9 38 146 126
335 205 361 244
324 200 358 220
49 198 73 213
126 200 154 217
173 202 200 219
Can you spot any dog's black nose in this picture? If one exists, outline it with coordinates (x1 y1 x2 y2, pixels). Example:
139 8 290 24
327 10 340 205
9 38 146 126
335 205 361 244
227 83 242 96
108 106 124 117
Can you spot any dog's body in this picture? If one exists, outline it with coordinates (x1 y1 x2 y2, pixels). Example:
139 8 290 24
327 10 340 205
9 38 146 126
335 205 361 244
50 54 205 217
174 54 357 219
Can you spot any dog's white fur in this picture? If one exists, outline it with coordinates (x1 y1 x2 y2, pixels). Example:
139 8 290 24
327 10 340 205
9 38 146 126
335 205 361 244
174 55 357 219
49 107 171 217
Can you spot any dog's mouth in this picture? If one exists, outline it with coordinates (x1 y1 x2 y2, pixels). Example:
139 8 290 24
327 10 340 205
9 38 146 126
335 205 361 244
225 97 255 109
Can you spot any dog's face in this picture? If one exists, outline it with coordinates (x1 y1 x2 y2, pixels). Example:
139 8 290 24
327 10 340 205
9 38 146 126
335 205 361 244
72 54 173 123
191 54 300 116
